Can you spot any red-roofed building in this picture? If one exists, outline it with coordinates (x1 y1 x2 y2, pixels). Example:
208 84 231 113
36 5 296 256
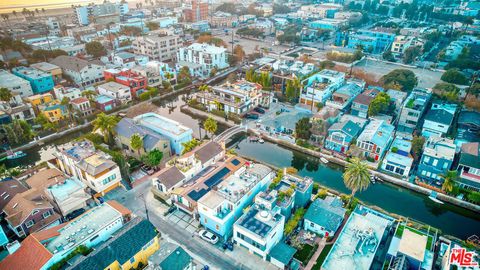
103 68 148 98
0 235 53 270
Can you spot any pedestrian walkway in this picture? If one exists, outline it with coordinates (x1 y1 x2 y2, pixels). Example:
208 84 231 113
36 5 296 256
305 238 327 270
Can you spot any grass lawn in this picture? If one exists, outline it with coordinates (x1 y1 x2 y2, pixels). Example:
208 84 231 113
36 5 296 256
312 244 333 270
293 243 317 266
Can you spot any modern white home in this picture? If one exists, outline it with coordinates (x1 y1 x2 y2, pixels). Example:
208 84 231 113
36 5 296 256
176 43 228 78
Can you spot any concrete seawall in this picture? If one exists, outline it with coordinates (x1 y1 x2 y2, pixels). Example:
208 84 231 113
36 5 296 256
183 105 480 214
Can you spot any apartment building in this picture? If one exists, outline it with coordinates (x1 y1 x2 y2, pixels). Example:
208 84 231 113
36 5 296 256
300 69 345 107
397 88 432 133
12 66 54 94
177 43 229 78
0 70 33 98
196 79 272 115
417 136 456 184
97 81 133 104
132 34 182 62
103 68 148 98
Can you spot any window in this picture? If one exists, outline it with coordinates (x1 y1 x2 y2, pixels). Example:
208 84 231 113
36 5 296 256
129 257 135 263
43 211 51 219
432 159 438 166
25 220 35 228
32 210 39 215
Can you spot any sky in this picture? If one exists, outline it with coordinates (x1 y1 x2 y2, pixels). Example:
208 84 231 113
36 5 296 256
0 0 119 13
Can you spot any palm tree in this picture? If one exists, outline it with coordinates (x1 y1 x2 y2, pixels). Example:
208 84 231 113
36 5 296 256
199 84 210 92
130 133 143 156
343 157 371 207
441 170 458 193
203 116 217 139
81 90 98 102
0 87 12 103
61 97 75 124
92 113 119 144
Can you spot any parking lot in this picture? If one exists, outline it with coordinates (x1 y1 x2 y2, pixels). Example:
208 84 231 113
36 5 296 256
166 209 200 234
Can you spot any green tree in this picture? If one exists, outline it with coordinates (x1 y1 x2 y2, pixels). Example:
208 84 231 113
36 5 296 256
411 136 425 160
368 92 390 116
441 69 469 85
433 83 460 102
381 69 418 91
199 84 210 92
181 138 201 154
145 21 159 31
467 191 480 205
92 113 119 144
130 133 143 155
402 46 422 64
441 170 457 193
382 50 395 62
295 117 312 140
178 66 191 84
343 157 371 206
0 87 12 103
61 97 75 124
203 116 217 138
85 41 107 58
142 149 163 168
81 90 98 102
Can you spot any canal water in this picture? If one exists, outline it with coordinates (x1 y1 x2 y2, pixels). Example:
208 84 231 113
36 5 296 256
233 137 480 240
3 94 479 240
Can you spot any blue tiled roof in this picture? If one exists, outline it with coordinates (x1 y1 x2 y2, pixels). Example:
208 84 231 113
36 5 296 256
69 218 157 270
304 197 346 233
159 247 191 270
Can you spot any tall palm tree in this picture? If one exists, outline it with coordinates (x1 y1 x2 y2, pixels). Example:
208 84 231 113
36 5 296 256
203 116 217 139
92 113 119 144
130 133 143 156
441 170 458 193
81 90 98 102
343 157 371 207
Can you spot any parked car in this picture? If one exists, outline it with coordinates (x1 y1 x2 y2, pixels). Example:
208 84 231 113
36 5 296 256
222 241 234 251
244 113 259 119
198 229 219 244
65 208 86 221
141 165 154 175
254 107 266 114
167 205 177 215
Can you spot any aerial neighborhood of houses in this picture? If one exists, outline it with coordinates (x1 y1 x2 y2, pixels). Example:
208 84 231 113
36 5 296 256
0 0 479 270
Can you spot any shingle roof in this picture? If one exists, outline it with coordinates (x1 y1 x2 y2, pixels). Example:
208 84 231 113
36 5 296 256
328 120 362 138
304 197 346 233
115 118 168 151
424 109 454 125
159 247 192 270
3 189 55 227
353 93 374 105
195 141 223 164
269 241 297 265
50 55 103 72
0 179 28 211
25 168 66 191
156 166 185 190
459 142 480 168
69 218 157 270
0 235 52 270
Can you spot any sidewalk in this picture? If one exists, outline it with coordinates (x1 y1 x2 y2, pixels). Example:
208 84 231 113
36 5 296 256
304 238 326 270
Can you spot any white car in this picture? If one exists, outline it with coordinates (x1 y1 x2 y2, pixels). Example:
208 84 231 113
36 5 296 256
198 229 219 244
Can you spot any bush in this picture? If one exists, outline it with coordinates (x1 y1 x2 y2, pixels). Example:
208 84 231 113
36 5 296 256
441 69 469 85
316 189 328 200
326 50 363 63
284 208 305 235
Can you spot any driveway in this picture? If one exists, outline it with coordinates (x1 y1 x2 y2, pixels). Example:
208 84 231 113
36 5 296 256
166 209 200 234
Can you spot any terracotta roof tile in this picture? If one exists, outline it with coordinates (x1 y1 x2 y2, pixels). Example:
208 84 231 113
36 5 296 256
31 223 67 242
0 235 52 270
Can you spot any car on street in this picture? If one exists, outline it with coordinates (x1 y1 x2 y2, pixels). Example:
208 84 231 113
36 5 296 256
65 208 86 221
198 229 219 244
244 113 259 119
254 107 266 114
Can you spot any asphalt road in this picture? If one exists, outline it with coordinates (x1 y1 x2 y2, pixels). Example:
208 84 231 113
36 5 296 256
111 180 248 270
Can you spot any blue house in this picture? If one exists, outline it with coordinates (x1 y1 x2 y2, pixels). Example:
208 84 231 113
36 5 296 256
324 120 363 154
417 137 456 185
134 112 193 155
421 103 457 138
345 28 396 53
356 120 395 162
304 196 346 237
381 137 414 178
197 162 274 240
12 66 54 94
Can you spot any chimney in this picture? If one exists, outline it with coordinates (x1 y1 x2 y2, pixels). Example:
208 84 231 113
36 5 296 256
6 241 21 254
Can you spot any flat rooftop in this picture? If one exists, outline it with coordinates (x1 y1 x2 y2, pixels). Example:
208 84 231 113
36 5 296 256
322 206 394 270
45 202 123 253
236 205 283 238
12 66 51 79
47 177 86 202
135 112 192 137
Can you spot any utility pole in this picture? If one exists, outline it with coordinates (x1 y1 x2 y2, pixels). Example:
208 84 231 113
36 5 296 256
138 193 150 221
231 29 234 53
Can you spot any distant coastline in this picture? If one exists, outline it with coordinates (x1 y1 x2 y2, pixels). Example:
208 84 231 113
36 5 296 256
0 0 122 14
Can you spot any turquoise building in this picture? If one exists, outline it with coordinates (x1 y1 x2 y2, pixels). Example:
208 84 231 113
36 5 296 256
12 66 54 94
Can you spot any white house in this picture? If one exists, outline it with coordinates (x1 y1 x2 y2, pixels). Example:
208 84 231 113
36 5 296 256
177 43 228 78
53 85 82 101
0 69 33 98
300 69 345 107
97 81 132 104
50 55 105 88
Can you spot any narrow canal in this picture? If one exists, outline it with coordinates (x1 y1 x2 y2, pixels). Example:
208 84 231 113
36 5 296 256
232 136 480 240
3 93 479 240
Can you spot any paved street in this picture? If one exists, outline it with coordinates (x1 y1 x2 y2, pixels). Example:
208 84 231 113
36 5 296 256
107 180 277 270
